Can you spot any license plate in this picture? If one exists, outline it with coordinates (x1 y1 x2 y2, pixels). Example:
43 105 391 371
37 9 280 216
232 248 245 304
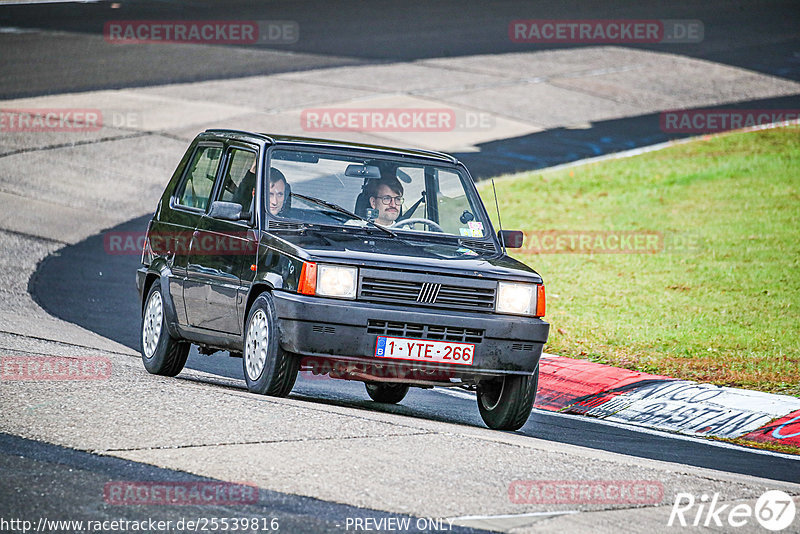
374 336 474 366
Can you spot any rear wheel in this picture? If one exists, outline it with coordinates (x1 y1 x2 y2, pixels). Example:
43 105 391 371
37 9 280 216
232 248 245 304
476 366 539 431
365 382 410 404
140 280 189 377
243 293 299 397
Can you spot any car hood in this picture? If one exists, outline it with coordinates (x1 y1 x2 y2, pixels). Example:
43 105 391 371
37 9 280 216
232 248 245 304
264 229 542 282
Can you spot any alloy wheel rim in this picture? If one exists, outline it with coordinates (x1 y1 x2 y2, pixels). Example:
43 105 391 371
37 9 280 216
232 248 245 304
245 309 269 381
142 291 163 359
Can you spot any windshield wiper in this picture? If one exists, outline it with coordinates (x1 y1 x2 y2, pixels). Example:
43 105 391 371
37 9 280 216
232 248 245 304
291 193 396 237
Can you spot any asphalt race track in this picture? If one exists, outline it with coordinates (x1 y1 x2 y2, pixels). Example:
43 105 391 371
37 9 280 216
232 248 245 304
29 212 800 484
2 1 800 533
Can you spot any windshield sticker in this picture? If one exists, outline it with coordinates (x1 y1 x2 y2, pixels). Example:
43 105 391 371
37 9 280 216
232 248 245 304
461 227 483 237
457 247 479 256
467 221 484 237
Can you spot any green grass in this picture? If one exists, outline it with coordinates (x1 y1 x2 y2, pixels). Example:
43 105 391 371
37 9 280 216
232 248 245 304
481 127 800 396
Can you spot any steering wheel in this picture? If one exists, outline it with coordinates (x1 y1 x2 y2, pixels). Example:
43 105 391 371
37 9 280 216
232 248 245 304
391 218 445 232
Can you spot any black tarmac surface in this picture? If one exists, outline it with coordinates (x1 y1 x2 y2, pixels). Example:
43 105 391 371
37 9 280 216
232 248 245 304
1 1 799 177
29 214 800 485
0 432 489 533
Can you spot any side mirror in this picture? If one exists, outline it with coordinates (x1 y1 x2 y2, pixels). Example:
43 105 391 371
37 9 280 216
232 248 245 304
498 230 524 248
208 201 248 222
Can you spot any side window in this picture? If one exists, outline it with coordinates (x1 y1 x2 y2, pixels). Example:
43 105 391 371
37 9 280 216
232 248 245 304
218 148 258 214
397 166 427 219
175 145 223 210
432 169 483 236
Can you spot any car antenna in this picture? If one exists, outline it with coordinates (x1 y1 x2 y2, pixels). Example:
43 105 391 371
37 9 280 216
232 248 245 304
491 178 507 253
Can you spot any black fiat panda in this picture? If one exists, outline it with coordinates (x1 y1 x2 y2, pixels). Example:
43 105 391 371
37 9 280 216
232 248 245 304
136 129 549 430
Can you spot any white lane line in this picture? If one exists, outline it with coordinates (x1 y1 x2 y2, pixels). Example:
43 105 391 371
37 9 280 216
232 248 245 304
583 380 800 439
0 26 39 33
446 510 579 534
434 387 475 400
449 510 578 520
430 388 798 459
535 409 800 460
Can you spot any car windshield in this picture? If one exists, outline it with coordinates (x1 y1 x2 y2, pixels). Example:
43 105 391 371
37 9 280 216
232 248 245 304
267 149 491 239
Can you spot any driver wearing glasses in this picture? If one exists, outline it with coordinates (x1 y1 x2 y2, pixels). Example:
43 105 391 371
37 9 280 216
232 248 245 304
368 176 404 227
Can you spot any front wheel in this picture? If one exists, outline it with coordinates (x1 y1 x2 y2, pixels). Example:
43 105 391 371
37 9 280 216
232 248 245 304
365 382 410 404
476 366 539 431
243 293 299 397
140 279 189 376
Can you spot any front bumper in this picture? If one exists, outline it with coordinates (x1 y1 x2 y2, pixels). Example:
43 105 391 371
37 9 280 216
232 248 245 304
273 290 549 378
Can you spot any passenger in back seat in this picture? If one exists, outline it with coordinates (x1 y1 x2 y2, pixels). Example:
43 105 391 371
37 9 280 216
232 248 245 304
234 163 290 217
267 168 290 216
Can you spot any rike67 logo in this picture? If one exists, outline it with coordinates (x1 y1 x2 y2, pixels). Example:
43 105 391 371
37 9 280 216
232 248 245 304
669 490 796 531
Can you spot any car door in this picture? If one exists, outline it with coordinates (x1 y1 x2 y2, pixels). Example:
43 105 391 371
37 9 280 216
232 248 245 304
183 145 259 334
166 142 224 325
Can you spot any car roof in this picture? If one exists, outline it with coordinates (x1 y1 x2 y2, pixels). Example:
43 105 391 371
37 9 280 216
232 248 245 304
202 129 459 165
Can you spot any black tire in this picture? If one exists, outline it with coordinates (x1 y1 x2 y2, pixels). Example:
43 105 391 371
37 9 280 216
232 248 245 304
365 382 410 404
140 279 189 377
243 292 299 397
476 365 539 431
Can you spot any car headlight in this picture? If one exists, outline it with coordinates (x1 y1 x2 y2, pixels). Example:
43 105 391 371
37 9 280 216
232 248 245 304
496 281 536 316
315 264 358 299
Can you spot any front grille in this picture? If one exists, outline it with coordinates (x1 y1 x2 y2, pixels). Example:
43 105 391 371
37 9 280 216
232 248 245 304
512 343 534 351
367 320 484 344
359 269 496 312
